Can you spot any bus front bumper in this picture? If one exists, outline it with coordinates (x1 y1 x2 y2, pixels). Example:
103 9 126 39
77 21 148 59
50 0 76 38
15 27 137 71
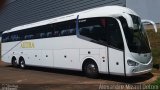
126 61 153 76
126 68 152 76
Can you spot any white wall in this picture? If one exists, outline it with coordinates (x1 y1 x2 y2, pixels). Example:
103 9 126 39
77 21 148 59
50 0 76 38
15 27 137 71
126 0 160 23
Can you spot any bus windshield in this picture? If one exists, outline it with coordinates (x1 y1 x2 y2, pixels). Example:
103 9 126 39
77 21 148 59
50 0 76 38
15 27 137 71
119 15 151 53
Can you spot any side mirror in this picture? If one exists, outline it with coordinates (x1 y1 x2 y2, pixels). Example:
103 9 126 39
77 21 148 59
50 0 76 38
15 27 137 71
142 20 158 33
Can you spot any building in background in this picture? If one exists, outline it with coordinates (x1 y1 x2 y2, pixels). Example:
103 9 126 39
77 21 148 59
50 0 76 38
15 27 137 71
0 0 6 10
126 0 160 24
0 0 159 33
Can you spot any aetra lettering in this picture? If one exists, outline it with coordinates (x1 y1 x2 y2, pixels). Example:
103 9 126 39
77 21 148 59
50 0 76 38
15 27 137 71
21 42 35 48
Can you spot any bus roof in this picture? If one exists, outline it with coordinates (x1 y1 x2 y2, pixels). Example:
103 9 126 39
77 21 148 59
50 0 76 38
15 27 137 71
3 5 138 34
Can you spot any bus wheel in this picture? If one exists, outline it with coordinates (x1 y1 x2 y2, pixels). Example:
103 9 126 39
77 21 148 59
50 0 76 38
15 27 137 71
11 57 17 67
19 58 26 69
84 61 99 78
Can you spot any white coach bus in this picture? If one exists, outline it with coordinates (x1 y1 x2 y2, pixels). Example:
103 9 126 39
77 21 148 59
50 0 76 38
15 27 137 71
1 6 157 78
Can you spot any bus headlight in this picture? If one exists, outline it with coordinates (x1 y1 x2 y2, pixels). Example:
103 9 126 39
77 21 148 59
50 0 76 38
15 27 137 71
127 60 139 66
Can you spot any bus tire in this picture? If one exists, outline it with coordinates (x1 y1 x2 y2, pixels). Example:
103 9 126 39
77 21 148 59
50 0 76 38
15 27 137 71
84 61 99 78
11 57 17 67
19 57 26 69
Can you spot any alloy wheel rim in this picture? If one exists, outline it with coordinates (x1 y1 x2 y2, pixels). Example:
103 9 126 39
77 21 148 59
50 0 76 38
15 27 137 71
87 64 96 74
21 61 24 68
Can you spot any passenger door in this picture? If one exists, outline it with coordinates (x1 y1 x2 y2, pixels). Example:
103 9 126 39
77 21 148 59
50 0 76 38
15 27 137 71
107 18 125 75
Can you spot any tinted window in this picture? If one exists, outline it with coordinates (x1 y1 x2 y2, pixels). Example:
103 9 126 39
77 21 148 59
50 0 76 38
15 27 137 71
35 24 52 39
119 16 151 53
2 19 76 43
24 28 35 40
107 18 124 50
55 20 76 37
79 18 107 43
79 17 124 50
2 33 10 42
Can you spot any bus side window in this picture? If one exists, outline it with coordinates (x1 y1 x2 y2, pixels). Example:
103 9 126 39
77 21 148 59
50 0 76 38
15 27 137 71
69 29 76 35
68 20 76 35
40 33 46 38
47 32 53 37
79 17 108 44
53 30 60 37
61 30 68 36
107 18 124 50
24 35 31 40
79 27 90 37
2 34 10 42
19 30 25 40
60 22 66 36
10 32 20 41
43 24 53 38
2 20 76 42
46 24 54 38
55 23 62 37
55 20 76 37
24 35 27 40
